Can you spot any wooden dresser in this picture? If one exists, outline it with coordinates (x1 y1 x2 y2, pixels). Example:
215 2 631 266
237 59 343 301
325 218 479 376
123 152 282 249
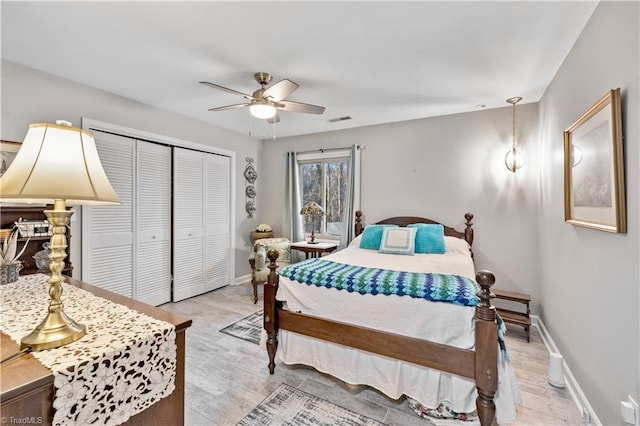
0 276 192 425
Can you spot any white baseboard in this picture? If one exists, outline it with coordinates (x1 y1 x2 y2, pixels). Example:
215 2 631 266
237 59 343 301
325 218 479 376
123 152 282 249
531 315 600 425
234 274 251 286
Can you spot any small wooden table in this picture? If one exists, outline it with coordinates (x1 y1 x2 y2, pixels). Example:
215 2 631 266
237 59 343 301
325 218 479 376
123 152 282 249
493 289 531 342
290 241 338 259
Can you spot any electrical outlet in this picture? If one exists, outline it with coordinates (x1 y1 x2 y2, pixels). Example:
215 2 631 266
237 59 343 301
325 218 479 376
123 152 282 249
629 396 639 426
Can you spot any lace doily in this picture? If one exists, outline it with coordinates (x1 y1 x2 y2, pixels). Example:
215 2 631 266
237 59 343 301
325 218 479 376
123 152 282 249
0 274 177 425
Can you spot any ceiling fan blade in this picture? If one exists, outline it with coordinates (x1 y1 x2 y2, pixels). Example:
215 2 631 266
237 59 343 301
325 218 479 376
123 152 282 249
266 111 280 124
277 100 326 115
208 103 249 112
199 81 254 100
263 79 299 102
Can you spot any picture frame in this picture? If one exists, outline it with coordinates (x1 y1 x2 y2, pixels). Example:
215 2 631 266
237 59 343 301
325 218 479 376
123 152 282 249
564 88 626 233
0 140 22 179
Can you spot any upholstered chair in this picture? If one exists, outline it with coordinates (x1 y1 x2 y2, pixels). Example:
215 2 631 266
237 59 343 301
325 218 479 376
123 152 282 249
248 237 292 303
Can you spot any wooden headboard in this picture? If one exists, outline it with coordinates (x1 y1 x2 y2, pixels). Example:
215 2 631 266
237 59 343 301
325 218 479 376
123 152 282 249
354 210 475 247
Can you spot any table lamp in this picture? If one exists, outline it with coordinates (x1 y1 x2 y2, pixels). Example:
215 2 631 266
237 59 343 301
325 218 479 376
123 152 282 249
0 121 120 351
299 201 324 244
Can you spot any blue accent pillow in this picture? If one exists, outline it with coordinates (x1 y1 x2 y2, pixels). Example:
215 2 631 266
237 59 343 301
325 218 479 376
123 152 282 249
378 227 416 255
408 224 446 254
359 224 399 250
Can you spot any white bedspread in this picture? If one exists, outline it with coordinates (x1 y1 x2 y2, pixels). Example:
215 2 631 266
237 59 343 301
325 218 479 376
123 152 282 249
272 236 521 424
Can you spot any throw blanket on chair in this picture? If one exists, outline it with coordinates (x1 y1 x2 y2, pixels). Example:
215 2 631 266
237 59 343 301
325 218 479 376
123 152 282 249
278 259 480 307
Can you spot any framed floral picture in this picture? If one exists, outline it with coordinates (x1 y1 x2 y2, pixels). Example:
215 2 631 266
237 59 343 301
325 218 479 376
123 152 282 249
564 88 626 233
0 140 22 178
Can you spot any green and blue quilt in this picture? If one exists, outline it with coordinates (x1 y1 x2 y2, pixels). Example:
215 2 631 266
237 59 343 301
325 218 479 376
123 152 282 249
278 258 480 307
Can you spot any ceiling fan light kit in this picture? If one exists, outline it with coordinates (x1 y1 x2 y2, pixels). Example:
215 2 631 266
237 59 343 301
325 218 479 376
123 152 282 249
250 100 277 119
200 72 325 125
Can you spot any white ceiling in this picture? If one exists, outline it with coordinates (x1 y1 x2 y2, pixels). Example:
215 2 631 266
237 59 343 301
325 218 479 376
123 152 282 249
1 1 598 140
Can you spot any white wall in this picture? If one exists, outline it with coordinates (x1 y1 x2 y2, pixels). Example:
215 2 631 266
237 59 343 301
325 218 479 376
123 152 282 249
260 103 542 310
538 2 639 424
1 60 261 280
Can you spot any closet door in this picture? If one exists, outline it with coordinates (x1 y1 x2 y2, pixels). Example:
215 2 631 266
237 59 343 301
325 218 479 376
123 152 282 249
173 148 206 301
82 132 135 297
205 154 231 291
84 135 171 304
136 142 171 305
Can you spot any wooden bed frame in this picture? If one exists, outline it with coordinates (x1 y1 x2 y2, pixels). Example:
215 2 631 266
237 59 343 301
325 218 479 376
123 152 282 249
263 211 498 425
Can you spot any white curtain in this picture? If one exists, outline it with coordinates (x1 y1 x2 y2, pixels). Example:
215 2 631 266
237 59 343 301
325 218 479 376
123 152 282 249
283 152 305 262
339 145 362 249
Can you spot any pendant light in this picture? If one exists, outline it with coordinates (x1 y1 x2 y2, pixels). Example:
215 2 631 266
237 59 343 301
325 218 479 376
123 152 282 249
504 96 525 173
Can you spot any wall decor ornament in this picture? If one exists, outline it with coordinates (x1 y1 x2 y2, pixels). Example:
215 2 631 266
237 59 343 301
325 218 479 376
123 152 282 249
244 157 257 218
564 88 626 233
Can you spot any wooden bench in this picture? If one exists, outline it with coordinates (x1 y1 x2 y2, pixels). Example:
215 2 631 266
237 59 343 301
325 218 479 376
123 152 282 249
493 289 531 342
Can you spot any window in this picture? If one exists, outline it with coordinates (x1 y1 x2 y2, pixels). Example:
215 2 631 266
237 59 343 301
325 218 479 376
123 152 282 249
299 151 350 239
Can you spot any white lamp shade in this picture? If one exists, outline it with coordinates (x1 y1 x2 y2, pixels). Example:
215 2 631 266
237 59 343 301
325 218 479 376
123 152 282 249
0 122 121 205
250 102 277 119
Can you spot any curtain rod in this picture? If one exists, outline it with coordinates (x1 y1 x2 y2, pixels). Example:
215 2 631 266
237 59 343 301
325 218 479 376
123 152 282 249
296 145 363 155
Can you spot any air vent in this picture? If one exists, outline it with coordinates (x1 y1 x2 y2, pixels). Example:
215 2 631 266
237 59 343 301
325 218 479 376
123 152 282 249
328 116 352 123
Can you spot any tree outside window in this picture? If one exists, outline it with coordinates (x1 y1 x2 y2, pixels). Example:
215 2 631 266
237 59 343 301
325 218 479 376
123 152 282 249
300 159 348 238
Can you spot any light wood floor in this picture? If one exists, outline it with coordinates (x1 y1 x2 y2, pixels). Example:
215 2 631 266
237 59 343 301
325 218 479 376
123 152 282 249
160 283 584 425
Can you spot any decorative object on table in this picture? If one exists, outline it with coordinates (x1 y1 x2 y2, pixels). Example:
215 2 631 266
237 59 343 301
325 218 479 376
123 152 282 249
564 88 625 233
33 242 51 272
504 96 525 173
250 223 273 242
300 201 324 244
0 120 120 351
244 157 257 218
1 227 29 284
0 140 22 178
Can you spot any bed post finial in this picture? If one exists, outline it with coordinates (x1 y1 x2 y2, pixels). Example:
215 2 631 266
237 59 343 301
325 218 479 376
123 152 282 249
264 249 280 374
474 269 497 426
464 213 474 247
355 211 364 236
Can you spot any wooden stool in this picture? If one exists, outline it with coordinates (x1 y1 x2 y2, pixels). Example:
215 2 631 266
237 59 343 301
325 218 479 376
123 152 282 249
493 289 531 342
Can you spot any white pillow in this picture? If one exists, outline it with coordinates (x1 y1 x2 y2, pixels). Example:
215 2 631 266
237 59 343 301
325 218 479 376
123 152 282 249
378 227 416 255
444 236 472 255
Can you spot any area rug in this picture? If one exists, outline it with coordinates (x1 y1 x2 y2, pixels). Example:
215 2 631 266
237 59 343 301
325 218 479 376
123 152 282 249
237 383 387 426
219 310 262 345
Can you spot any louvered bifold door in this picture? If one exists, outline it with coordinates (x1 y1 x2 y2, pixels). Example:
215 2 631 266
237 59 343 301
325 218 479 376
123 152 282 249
136 142 171 305
173 148 206 301
82 132 135 297
205 153 231 291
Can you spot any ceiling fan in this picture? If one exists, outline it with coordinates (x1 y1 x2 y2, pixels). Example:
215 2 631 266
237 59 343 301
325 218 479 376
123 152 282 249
200 72 325 123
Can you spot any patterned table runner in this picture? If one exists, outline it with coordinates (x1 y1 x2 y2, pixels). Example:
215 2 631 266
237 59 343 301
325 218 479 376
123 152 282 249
0 274 176 425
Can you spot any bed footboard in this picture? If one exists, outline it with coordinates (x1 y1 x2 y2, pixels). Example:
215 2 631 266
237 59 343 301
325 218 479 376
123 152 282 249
263 244 498 426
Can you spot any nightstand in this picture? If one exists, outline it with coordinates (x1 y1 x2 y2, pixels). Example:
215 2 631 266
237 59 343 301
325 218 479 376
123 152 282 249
493 289 531 342
290 241 338 259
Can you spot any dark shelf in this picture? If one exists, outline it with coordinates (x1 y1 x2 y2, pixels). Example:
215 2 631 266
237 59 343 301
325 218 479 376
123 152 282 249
0 206 73 276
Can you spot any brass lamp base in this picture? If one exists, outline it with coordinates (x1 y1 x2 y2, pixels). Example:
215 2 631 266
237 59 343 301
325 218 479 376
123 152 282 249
19 199 86 352
20 312 86 351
